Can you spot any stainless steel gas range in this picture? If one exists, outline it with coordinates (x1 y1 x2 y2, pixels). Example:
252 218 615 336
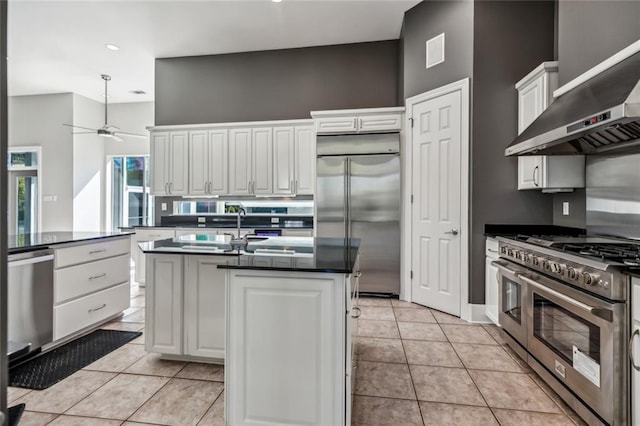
494 234 635 426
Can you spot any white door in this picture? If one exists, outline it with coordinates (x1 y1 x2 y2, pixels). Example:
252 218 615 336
208 129 228 195
150 132 169 195
272 127 294 195
229 129 252 195
189 130 209 195
168 131 189 195
295 126 315 195
252 127 273 194
410 86 465 316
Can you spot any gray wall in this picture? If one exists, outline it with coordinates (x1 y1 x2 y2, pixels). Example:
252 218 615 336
401 0 474 100
557 0 640 86
470 0 556 303
155 41 400 125
401 0 555 304
552 0 640 229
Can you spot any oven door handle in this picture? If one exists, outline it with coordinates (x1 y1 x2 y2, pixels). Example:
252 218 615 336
490 260 520 276
519 274 613 322
630 329 640 371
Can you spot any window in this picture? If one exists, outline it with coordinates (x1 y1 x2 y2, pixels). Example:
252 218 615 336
109 156 153 230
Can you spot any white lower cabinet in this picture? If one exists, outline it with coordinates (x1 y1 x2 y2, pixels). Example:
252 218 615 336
485 238 499 325
145 254 226 359
52 236 131 341
133 228 176 285
185 256 226 358
146 254 183 355
226 269 354 426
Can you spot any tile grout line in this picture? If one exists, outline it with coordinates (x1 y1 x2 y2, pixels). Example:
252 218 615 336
394 313 426 426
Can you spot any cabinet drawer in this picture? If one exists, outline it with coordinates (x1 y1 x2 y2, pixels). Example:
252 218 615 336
485 237 499 258
53 282 130 341
135 229 176 241
358 114 402 132
316 117 358 134
54 254 130 304
55 237 130 268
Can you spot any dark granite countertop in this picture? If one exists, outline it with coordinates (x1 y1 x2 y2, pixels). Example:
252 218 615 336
484 224 586 238
139 236 360 273
9 231 134 254
625 269 640 279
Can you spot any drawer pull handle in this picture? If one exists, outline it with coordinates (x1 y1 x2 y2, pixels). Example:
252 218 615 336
89 273 107 280
89 249 107 255
351 306 361 319
630 329 640 371
88 303 107 313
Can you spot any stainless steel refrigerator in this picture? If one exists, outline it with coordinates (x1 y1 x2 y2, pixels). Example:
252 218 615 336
316 133 401 295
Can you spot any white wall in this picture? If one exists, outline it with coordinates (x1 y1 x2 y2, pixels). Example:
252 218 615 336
72 94 105 232
104 101 154 157
9 93 74 232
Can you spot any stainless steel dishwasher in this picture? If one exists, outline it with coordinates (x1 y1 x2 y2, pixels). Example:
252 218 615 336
7 249 54 363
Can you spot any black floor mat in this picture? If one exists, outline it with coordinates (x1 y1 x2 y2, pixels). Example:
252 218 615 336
9 329 142 390
8 403 25 426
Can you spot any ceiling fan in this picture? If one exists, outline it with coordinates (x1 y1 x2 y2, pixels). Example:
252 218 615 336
63 74 146 142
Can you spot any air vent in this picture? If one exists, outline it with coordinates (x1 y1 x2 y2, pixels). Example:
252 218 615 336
130 90 147 95
426 33 445 69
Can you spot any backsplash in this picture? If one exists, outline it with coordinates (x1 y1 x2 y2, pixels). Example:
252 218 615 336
553 189 586 229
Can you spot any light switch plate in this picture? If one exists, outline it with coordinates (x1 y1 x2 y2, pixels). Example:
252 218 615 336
198 217 206 223
271 217 280 223
563 201 570 216
161 203 167 211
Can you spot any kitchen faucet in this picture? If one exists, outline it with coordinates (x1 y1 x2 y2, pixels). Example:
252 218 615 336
225 203 248 250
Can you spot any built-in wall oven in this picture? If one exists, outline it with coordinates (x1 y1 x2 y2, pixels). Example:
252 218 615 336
493 236 631 426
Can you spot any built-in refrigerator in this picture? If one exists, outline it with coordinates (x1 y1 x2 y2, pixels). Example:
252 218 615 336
316 133 400 295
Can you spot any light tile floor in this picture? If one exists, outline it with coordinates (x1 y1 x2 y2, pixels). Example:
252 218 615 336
8 287 588 425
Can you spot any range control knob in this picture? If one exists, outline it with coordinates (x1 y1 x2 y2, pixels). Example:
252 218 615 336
567 267 579 280
582 272 596 286
523 254 531 264
532 257 541 267
507 248 514 257
552 263 565 274
542 260 550 271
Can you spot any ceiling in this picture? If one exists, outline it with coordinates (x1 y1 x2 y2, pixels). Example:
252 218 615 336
8 0 420 104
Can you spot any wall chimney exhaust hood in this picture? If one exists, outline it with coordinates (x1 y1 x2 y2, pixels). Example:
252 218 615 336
505 50 640 156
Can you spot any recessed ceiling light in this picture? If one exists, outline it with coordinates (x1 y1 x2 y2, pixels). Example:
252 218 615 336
106 44 120 51
272 0 282 3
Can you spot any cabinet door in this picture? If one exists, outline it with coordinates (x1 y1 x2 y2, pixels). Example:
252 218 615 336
252 128 273 195
208 129 229 195
229 129 252 195
150 132 170 195
634 319 640 425
189 131 209 196
146 255 183 355
485 256 499 325
295 126 315 195
168 131 189 195
517 156 544 190
358 114 402 133
518 74 545 134
185 256 226 358
273 127 294 195
316 116 358 134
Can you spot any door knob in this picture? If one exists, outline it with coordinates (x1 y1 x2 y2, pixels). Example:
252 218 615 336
445 228 459 236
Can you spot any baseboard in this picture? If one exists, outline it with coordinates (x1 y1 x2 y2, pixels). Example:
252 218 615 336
461 304 491 323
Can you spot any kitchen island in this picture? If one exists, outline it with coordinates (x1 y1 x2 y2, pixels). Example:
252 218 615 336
139 235 360 426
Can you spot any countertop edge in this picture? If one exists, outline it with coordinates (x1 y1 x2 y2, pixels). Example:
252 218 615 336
9 232 134 255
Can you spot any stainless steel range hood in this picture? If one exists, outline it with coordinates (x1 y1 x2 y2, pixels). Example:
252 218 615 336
505 51 640 156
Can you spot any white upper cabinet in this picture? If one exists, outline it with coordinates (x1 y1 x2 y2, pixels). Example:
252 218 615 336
518 155 585 191
294 126 315 195
150 119 315 197
229 128 253 195
516 61 558 135
312 107 404 135
252 127 273 195
151 131 188 196
189 130 228 195
273 127 295 195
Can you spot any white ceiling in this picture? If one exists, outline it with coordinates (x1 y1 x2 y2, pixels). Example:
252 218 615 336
8 0 419 104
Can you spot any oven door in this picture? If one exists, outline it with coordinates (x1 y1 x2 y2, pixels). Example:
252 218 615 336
493 260 530 347
520 272 626 425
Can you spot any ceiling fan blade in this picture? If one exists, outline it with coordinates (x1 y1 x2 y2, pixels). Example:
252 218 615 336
112 133 125 143
72 132 97 135
104 125 120 131
116 131 147 139
63 123 98 132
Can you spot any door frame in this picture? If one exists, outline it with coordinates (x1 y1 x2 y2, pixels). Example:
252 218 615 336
401 78 472 321
8 146 42 234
